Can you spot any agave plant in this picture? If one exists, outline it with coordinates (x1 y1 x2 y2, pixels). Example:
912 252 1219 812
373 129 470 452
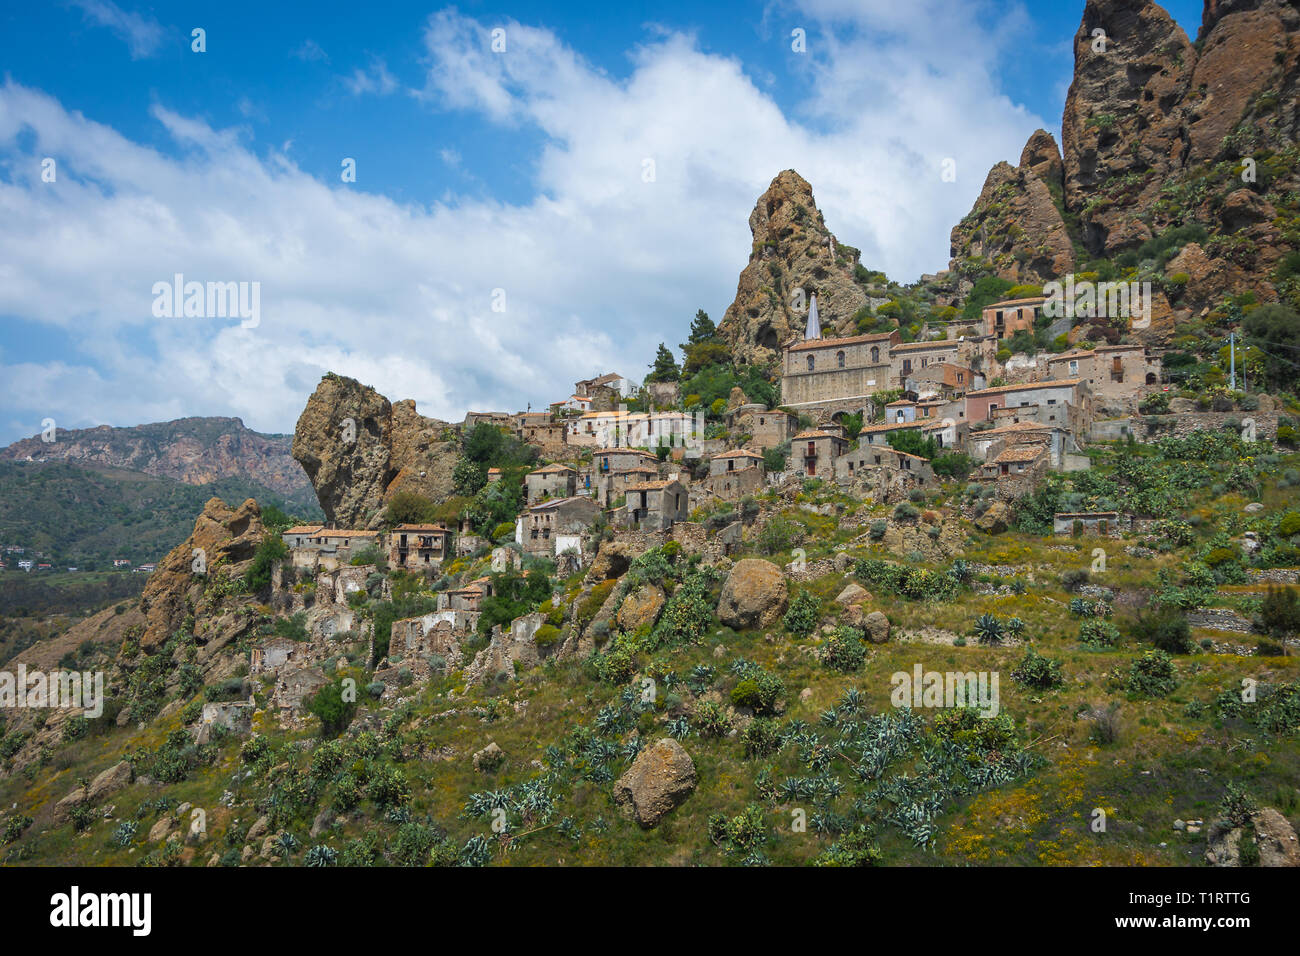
1005 616 1026 637
666 715 691 739
972 613 1004 645
304 844 337 867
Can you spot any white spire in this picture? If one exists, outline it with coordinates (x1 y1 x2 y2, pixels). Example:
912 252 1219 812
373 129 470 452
805 292 821 340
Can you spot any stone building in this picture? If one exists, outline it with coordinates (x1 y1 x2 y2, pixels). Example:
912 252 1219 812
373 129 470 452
516 495 601 555
593 447 661 475
623 478 688 531
781 331 900 415
835 445 934 486
726 404 798 450
982 296 1046 340
1046 345 1161 406
1052 511 1133 536
282 525 325 549
905 362 982 400
699 449 765 500
596 466 658 507
525 463 577 503
388 524 452 571
964 379 1092 431
793 429 849 478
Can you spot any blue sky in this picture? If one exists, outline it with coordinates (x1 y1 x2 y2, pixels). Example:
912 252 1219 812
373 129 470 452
0 0 1206 443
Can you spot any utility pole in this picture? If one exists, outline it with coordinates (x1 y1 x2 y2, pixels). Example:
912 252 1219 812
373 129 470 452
1229 332 1236 391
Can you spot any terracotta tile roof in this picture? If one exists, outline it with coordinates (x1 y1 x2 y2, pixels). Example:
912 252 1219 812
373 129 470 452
986 296 1047 308
595 447 659 459
890 340 960 352
392 524 448 533
979 421 1053 436
283 525 324 535
994 445 1048 463
786 332 896 353
713 449 765 460
529 463 576 475
792 429 843 440
967 378 1082 397
624 479 679 492
319 529 380 538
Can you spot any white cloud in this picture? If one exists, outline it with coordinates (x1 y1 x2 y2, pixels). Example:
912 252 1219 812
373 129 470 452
69 0 164 60
342 57 399 96
292 39 329 63
0 2 1046 443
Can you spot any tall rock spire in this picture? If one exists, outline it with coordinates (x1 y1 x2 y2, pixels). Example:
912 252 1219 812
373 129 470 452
805 293 821 340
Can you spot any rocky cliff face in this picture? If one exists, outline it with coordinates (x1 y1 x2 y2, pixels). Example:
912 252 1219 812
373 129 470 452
948 0 1299 329
949 130 1077 284
718 170 869 366
0 417 312 503
139 497 264 650
292 374 460 528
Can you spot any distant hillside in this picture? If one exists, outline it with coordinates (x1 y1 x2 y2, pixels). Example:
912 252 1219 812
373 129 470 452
0 415 313 502
0 461 321 569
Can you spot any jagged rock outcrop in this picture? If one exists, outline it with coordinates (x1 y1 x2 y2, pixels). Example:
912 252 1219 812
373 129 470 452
1062 0 1196 254
718 170 869 366
0 416 313 503
1189 0 1300 164
291 374 459 528
950 0 1299 332
138 497 264 650
949 131 1076 284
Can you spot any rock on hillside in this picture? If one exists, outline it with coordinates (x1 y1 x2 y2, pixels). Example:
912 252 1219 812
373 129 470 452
718 170 869 366
139 497 264 650
948 129 1076 284
0 416 313 502
291 374 459 528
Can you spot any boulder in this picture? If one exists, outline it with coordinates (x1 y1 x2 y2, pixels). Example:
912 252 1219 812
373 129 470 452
617 584 666 633
86 761 134 802
717 559 788 630
974 501 1013 534
835 582 868 606
613 738 697 828
863 611 891 644
472 742 504 773
147 816 175 843
52 787 88 825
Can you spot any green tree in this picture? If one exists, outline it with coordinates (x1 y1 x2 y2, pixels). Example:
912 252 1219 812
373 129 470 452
647 343 681 383
681 308 718 348
305 680 358 738
1243 303 1300 393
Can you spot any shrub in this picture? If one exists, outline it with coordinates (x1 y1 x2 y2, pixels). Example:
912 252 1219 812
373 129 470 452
782 590 821 637
305 680 358 738
1127 650 1177 697
729 669 786 716
820 626 867 673
893 502 920 522
742 718 783 758
695 700 733 738
1133 607 1193 654
1011 647 1063 689
1079 619 1121 648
